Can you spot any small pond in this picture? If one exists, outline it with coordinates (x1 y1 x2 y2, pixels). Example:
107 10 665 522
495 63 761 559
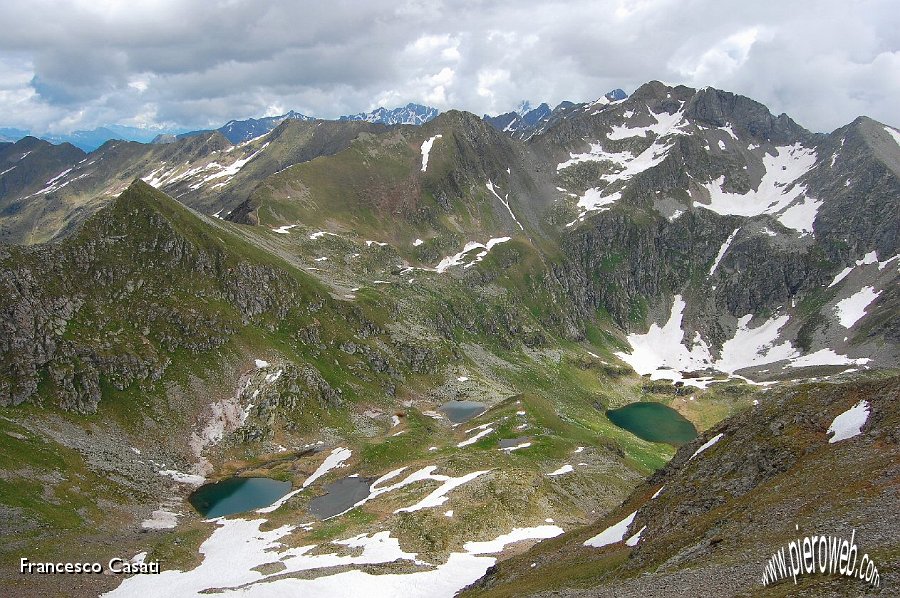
308 476 373 519
606 402 698 445
440 400 487 424
189 477 292 518
498 436 532 449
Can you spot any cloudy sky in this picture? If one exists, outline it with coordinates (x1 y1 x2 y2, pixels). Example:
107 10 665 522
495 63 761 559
0 0 897 134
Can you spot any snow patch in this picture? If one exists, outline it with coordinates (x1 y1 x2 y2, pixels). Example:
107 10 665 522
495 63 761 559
584 511 637 548
272 225 298 234
303 448 352 488
435 238 511 273
616 294 866 382
834 286 881 328
486 180 524 230
829 251 893 288
716 314 796 373
607 108 686 140
457 428 493 448
788 349 869 369
395 469 489 513
625 526 646 547
499 441 531 453
464 525 563 555
884 126 900 147
547 464 574 476
560 136 675 222
827 400 870 443
613 296 714 387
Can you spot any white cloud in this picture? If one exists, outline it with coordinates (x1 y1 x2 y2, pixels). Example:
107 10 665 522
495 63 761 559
0 0 896 133
476 68 511 110
672 27 768 83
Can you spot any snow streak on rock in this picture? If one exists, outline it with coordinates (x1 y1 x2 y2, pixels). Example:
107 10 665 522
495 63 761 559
421 135 442 172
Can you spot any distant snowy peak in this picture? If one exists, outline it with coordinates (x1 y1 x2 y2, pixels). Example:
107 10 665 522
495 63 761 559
483 102 551 135
339 103 439 126
484 89 627 138
514 101 543 118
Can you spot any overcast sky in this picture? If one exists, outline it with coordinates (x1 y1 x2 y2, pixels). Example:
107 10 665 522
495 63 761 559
0 0 897 134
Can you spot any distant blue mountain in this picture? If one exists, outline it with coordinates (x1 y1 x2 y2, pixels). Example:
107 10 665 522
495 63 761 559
178 110 315 144
0 127 30 143
38 124 190 151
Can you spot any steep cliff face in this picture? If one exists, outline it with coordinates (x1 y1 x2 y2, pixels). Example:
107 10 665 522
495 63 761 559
537 82 899 375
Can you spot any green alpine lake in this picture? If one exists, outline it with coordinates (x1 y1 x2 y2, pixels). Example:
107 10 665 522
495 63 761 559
606 402 698 445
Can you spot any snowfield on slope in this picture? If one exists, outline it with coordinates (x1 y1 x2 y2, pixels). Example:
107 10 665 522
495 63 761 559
606 107 688 140
698 143 821 233
105 513 555 597
833 286 882 328
614 295 871 386
558 136 676 224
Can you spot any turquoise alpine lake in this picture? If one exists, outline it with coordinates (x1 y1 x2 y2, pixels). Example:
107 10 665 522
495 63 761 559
189 477 292 518
606 402 698 445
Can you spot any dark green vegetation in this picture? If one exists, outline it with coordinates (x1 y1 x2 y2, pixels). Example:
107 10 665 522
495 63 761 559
188 477 291 518
606 402 698 445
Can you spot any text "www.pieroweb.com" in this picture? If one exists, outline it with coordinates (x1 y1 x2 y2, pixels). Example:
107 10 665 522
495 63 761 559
761 528 880 588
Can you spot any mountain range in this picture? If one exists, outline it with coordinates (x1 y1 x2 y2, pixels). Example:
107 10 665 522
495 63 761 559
1 95 620 152
0 80 897 597
1 103 444 152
